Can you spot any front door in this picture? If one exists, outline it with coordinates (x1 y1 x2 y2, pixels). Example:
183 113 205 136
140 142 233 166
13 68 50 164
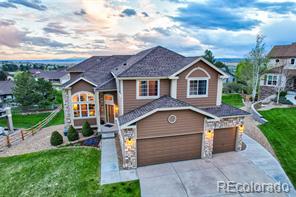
104 94 115 123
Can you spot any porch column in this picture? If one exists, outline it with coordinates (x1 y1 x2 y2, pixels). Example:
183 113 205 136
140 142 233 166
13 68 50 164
122 127 137 169
95 91 101 132
235 124 244 151
62 88 73 129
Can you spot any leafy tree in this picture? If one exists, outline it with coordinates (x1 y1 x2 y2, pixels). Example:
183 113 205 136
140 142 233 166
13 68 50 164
0 71 7 81
235 59 253 94
2 63 18 72
203 49 216 64
249 34 268 101
13 72 38 107
35 78 55 108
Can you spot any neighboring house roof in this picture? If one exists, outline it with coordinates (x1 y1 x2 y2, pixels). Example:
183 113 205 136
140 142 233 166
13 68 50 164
35 70 68 80
118 96 220 127
268 43 296 58
67 56 108 72
0 81 14 96
201 104 250 118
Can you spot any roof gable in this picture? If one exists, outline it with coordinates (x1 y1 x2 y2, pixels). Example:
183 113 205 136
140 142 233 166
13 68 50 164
268 43 296 58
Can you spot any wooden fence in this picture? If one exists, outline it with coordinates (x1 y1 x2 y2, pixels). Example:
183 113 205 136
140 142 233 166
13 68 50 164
0 105 62 150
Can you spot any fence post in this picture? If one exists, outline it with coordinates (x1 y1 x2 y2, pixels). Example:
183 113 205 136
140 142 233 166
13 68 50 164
6 135 11 147
20 130 24 140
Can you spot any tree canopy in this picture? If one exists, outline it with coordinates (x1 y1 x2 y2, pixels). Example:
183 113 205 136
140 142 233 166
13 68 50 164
0 71 7 81
13 72 55 108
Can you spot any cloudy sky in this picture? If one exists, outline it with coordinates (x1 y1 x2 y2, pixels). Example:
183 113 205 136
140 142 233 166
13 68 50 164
0 0 296 60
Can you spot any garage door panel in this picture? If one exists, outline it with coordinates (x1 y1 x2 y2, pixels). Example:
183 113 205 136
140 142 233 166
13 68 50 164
137 134 202 166
213 127 237 154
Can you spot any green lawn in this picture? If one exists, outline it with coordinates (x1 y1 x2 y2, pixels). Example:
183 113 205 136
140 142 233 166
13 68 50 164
259 108 296 186
0 110 64 129
222 93 244 108
0 148 140 197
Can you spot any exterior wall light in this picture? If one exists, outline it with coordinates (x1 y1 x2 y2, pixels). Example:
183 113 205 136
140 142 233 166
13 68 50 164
206 130 214 139
125 137 134 149
238 124 244 133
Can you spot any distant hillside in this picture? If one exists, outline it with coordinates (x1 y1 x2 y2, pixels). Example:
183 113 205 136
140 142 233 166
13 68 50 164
0 58 85 65
216 58 243 63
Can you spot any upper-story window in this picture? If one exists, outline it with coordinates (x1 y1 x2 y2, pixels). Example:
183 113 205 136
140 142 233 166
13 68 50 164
265 74 278 86
72 92 95 118
276 59 280 63
187 78 208 98
137 80 160 99
291 59 295 65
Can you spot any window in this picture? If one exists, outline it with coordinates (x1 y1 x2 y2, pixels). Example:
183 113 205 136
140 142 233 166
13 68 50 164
72 92 95 118
266 74 278 86
187 78 208 97
276 59 280 63
291 59 295 65
137 80 159 99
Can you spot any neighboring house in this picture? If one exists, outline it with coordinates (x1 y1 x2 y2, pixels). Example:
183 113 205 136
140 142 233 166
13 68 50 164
220 60 240 83
31 69 70 89
0 80 14 105
259 42 296 100
62 46 249 168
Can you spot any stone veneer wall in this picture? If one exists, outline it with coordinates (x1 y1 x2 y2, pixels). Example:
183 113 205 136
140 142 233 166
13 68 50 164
259 85 277 100
62 89 72 129
121 128 137 169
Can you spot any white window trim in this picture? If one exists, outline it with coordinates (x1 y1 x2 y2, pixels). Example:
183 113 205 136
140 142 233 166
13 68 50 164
136 79 160 100
72 91 96 119
186 77 209 98
265 74 279 87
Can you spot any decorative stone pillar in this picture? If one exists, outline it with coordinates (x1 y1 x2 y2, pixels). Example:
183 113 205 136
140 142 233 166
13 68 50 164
235 124 244 151
94 91 101 133
62 89 72 129
5 107 13 132
202 129 214 159
122 127 137 169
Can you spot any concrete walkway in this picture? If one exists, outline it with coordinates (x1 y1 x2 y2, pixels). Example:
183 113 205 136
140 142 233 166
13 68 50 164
137 135 295 197
100 138 138 185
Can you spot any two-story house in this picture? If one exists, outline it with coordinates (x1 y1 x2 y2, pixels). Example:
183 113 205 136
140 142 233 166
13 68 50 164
259 42 296 101
62 46 249 168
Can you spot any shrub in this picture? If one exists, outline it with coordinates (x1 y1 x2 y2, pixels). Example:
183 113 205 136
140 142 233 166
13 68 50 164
279 91 287 97
50 131 63 146
82 121 94 137
67 125 79 141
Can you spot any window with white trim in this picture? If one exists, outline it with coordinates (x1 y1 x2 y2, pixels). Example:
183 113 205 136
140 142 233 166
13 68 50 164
137 80 159 99
187 78 208 97
72 92 95 118
265 74 278 86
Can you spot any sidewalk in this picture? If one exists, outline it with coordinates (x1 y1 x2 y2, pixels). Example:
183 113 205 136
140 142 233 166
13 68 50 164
100 138 138 185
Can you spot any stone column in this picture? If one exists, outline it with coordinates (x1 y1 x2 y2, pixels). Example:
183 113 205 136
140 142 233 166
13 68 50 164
95 91 101 133
5 107 13 132
235 125 244 151
62 88 72 129
122 127 137 169
201 129 214 159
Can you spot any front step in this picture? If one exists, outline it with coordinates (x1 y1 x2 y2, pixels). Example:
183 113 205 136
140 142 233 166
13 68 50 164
101 132 115 139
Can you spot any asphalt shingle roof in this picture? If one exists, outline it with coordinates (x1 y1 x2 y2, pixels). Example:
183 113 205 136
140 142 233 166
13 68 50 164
0 81 14 96
201 104 250 117
268 43 296 58
118 96 250 126
118 95 193 126
35 70 68 80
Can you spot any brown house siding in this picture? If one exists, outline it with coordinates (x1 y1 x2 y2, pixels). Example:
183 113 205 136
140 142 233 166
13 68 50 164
137 110 205 139
177 61 219 107
74 118 96 127
71 80 95 94
123 79 170 113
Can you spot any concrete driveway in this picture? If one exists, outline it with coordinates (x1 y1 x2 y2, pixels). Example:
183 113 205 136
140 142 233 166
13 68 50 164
137 135 295 197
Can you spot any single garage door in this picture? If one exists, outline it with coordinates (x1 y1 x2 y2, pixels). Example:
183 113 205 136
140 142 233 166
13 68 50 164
137 133 202 166
213 127 237 154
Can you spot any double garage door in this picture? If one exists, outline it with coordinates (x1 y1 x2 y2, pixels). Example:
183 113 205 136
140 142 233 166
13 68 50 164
137 128 237 167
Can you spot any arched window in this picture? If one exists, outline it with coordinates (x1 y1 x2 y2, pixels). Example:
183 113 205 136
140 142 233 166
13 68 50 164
72 92 95 118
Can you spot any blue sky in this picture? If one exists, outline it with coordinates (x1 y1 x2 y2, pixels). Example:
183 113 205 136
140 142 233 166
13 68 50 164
0 0 296 60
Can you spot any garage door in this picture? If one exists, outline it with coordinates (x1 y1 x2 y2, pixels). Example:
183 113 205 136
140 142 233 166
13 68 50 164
213 127 237 154
137 133 202 166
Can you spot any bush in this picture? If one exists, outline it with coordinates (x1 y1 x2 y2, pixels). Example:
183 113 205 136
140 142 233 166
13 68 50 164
67 125 79 141
50 131 63 146
279 91 287 97
82 121 94 137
